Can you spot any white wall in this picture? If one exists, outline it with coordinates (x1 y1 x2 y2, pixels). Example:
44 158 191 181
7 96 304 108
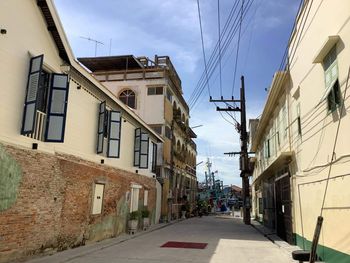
0 0 158 178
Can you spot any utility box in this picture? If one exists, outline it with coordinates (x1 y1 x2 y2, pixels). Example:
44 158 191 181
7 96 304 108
92 183 105 215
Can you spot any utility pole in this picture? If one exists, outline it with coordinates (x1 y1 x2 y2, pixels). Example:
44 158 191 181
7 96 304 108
210 75 251 225
240 76 251 225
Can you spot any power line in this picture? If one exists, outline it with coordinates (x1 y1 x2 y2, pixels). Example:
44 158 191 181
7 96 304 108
196 0 211 97
217 0 223 97
189 0 241 105
190 0 255 110
231 0 244 98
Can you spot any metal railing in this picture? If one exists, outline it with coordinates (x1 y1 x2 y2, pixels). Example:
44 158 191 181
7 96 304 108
26 110 46 141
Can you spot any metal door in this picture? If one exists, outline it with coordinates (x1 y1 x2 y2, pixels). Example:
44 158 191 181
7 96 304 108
275 173 294 244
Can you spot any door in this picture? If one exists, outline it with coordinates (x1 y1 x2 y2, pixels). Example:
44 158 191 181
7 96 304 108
275 173 294 244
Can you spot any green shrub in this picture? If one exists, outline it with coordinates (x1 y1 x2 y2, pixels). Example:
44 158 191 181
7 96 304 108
141 207 150 218
129 211 140 220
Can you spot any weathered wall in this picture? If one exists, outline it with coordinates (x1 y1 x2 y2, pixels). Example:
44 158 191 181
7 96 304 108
0 144 156 263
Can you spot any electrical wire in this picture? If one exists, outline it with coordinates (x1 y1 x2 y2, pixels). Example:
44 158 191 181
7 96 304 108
190 0 255 110
232 0 244 98
189 0 245 106
196 0 236 127
218 0 223 97
196 0 211 98
320 65 350 216
189 0 240 104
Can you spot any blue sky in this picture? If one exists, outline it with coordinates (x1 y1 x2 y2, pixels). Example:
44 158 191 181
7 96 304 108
54 0 300 186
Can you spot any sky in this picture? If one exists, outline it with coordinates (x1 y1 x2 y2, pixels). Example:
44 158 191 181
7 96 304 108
54 0 301 186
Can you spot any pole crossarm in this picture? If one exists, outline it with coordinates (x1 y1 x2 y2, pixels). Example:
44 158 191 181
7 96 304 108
210 96 241 103
216 106 241 111
224 151 255 156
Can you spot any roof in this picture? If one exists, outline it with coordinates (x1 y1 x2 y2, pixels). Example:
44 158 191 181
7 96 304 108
78 55 144 72
41 0 163 143
251 71 289 151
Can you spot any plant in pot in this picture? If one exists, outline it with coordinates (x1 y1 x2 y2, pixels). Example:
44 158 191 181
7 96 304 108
128 211 140 234
141 207 150 230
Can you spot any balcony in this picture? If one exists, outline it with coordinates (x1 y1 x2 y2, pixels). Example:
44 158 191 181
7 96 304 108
25 110 47 141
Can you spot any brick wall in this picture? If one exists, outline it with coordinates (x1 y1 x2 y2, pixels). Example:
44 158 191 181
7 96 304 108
0 144 156 262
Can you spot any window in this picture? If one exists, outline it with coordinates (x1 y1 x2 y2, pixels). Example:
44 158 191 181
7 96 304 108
37 70 50 113
119 89 136 109
166 88 173 102
297 104 302 136
282 105 287 139
92 183 104 215
147 86 163 95
258 198 263 214
327 80 341 112
165 126 172 139
21 55 69 142
150 125 162 135
96 102 122 157
323 46 340 112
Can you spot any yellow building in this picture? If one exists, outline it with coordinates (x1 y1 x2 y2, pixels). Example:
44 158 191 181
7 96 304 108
251 1 350 262
78 55 198 221
0 0 163 262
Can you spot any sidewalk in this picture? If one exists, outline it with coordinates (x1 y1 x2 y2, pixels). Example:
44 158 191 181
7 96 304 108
25 216 297 263
25 221 178 263
250 220 301 256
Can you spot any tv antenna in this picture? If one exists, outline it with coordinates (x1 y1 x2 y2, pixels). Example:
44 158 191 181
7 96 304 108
80 36 104 56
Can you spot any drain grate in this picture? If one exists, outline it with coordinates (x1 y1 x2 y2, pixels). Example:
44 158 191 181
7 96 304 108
161 241 207 249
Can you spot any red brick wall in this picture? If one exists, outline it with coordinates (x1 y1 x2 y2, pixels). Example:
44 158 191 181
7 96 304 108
0 145 156 262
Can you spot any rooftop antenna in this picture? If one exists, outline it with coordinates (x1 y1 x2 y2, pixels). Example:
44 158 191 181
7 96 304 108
80 36 104 57
109 38 112 56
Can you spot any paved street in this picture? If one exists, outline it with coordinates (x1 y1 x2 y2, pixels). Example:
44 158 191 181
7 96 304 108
28 216 295 263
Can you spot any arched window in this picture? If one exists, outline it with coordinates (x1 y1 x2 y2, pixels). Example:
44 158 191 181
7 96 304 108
119 89 136 109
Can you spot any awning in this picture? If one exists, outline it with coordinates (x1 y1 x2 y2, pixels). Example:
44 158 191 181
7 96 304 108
253 151 294 185
313 35 340 63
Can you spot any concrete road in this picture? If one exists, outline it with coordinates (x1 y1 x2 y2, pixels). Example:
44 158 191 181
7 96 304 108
28 216 295 263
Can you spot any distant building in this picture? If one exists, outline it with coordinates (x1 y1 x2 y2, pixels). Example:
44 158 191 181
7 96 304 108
0 0 163 262
250 1 350 262
78 55 197 221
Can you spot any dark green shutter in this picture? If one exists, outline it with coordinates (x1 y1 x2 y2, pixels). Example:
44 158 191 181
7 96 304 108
21 55 43 135
139 132 149 169
45 73 69 142
97 101 106 154
134 128 141 166
107 111 121 158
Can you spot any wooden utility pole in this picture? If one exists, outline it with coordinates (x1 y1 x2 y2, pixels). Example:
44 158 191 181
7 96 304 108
240 76 251 225
210 75 251 225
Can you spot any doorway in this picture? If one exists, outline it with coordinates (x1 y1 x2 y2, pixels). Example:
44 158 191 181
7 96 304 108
275 173 294 244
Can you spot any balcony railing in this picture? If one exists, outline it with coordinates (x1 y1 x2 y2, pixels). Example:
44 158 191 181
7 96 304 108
25 110 46 141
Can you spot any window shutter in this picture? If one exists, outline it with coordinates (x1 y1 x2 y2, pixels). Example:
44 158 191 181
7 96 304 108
45 73 69 142
139 132 149 169
152 142 157 173
107 111 121 158
97 101 106 154
21 55 44 135
134 128 141 166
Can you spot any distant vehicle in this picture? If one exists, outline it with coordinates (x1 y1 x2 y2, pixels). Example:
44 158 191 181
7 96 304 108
227 198 237 208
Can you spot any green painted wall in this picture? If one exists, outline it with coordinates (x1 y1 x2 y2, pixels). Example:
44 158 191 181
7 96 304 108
0 145 22 212
295 234 350 263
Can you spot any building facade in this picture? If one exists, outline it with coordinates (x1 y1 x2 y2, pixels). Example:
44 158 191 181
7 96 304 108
0 0 163 262
78 55 197 221
250 1 350 262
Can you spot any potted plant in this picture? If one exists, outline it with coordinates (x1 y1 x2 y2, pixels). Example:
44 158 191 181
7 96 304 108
128 211 140 234
141 207 150 230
